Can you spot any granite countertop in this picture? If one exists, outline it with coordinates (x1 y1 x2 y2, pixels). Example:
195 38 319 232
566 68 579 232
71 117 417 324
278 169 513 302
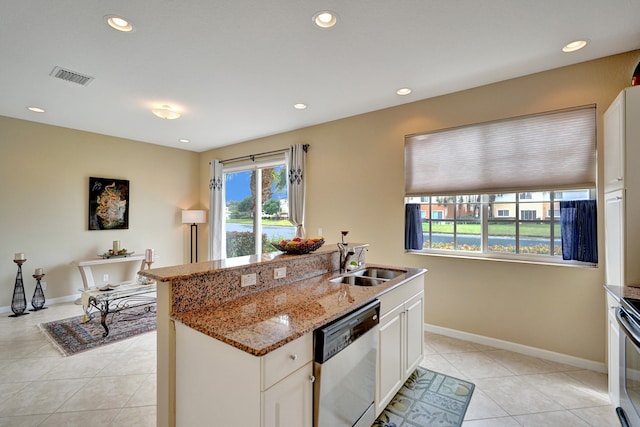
139 244 342 283
605 284 640 302
172 264 426 356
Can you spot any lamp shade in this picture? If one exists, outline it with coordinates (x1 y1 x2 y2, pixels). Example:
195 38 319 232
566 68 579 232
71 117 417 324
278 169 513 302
182 210 206 224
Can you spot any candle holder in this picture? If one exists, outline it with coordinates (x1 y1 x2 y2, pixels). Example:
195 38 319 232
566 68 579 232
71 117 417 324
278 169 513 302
10 259 29 317
30 274 47 311
145 261 154 270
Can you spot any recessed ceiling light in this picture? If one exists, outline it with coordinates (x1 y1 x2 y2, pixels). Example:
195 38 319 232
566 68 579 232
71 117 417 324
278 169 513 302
313 11 337 28
562 40 588 53
179 138 190 143
105 15 135 32
27 106 45 113
151 105 181 120
294 103 307 110
396 88 412 96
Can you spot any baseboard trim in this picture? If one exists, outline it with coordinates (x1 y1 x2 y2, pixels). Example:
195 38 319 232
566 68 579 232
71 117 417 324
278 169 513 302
0 294 80 314
425 323 606 373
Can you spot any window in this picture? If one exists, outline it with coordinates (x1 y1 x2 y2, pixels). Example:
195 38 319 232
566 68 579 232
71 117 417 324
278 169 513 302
404 105 597 264
407 190 593 260
223 161 295 258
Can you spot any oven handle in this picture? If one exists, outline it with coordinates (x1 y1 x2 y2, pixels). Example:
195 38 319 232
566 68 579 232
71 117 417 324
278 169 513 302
617 306 640 348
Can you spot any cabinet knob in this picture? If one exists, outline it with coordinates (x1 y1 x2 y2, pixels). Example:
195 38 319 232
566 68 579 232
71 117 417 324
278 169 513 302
289 354 298 361
309 375 316 383
617 177 623 181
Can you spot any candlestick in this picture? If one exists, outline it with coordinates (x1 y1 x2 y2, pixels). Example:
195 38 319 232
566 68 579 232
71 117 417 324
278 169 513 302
10 260 28 317
30 274 47 311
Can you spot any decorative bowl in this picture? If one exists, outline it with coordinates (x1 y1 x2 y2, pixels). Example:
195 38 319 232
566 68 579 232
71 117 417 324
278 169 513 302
272 238 324 255
99 251 135 259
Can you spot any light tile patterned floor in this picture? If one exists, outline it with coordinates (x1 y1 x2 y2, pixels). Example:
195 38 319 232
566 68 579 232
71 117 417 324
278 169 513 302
421 332 621 426
0 302 156 426
0 302 621 426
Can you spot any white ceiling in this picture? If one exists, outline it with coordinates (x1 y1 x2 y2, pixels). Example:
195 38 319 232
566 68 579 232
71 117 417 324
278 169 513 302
1 1 639 152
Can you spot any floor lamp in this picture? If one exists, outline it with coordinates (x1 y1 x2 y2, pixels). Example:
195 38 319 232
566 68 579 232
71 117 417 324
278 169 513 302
182 210 206 263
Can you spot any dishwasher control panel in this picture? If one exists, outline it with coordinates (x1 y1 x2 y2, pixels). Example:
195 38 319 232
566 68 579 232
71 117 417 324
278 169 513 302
314 299 380 363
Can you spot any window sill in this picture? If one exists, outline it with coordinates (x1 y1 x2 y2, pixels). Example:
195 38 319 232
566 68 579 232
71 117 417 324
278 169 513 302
406 249 598 268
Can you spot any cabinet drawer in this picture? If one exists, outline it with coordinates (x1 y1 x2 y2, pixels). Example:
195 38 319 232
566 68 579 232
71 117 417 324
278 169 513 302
378 276 423 317
262 332 313 390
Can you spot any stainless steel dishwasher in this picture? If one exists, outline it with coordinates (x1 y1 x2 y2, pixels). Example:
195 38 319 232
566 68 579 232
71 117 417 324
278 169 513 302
313 299 380 427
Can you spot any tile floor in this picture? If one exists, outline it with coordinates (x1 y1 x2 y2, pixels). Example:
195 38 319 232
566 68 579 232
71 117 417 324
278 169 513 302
0 302 156 426
0 302 622 426
421 332 621 426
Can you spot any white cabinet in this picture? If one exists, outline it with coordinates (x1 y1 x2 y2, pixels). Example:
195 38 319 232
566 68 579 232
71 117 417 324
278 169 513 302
604 86 640 286
405 293 424 376
375 276 424 416
606 291 620 406
604 91 625 191
604 86 640 192
604 190 624 286
175 322 313 427
263 362 313 427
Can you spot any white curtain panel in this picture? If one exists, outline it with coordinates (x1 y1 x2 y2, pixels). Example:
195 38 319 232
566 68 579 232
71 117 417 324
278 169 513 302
287 144 306 238
209 160 225 260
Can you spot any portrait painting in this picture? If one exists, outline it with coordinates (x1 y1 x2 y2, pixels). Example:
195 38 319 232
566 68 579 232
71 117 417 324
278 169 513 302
88 177 130 230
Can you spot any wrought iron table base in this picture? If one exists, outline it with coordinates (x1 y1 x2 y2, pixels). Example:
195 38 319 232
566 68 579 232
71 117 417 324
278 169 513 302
85 293 156 337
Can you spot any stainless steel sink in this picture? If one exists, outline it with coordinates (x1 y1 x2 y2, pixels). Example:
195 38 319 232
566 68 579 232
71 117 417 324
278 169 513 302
330 267 407 286
329 275 387 286
350 268 406 280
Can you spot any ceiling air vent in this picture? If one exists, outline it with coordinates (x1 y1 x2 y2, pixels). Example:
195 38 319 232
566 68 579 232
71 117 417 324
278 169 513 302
49 66 94 86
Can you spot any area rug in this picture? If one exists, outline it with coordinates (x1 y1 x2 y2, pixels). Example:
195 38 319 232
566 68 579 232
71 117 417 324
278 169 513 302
373 366 475 427
38 304 156 356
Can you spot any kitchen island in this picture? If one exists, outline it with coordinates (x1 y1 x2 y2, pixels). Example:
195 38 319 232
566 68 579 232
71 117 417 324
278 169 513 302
140 244 426 427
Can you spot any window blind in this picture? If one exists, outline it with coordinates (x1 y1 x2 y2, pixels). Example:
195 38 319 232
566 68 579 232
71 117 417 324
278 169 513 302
404 105 596 196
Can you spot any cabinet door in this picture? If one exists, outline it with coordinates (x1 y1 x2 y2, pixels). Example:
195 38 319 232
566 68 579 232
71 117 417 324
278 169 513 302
404 292 424 377
604 92 625 192
604 190 624 286
607 296 620 406
376 304 404 415
263 362 313 427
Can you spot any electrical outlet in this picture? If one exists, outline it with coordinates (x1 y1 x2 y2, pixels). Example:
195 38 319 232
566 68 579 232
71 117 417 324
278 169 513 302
103 274 109 282
274 267 286 279
40 281 47 290
241 273 257 287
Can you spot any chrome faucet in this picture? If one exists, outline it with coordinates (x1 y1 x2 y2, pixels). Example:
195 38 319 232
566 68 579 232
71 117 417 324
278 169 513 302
338 230 355 273
338 243 355 273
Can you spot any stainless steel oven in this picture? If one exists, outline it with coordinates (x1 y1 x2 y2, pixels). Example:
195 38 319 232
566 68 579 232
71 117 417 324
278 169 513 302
616 298 640 426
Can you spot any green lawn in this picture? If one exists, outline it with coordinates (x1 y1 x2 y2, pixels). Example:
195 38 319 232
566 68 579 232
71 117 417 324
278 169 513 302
227 218 294 227
428 222 560 237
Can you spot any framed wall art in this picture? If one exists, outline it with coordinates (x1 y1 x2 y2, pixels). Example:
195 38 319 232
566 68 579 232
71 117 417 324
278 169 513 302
88 177 130 230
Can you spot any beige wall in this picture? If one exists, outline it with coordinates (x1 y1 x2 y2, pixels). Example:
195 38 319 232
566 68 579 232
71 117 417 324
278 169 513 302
0 117 200 306
200 50 640 363
2 50 638 363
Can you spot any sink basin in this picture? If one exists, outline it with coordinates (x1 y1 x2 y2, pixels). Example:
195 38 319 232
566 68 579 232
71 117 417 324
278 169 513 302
330 267 407 286
329 275 387 286
350 268 406 280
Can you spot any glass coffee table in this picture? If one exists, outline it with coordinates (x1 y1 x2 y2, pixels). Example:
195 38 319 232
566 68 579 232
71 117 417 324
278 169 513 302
81 282 157 337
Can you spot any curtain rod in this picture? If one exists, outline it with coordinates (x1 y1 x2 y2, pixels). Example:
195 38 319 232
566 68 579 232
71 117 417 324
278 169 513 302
219 144 309 165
